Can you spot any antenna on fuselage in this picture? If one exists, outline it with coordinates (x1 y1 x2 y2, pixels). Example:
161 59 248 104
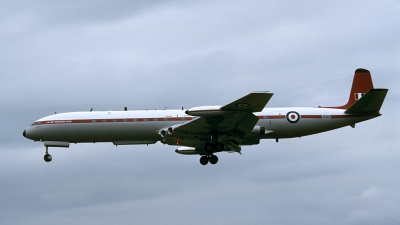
90 108 93 112
124 107 127 111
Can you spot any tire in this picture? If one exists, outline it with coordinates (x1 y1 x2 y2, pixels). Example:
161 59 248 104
205 143 214 152
209 155 218 164
215 142 224 151
44 154 52 162
199 156 209 165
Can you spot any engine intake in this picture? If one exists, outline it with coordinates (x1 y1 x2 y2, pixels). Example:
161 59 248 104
167 127 174 135
160 130 167 138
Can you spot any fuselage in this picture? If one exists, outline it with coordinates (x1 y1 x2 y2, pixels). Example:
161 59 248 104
23 107 378 145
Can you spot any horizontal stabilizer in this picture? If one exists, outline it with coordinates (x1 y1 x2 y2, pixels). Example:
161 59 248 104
345 89 388 114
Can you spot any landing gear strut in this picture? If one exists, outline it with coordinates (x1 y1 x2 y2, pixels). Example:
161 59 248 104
200 130 223 165
205 130 224 153
44 146 52 162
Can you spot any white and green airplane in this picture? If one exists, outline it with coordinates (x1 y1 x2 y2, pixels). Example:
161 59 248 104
23 69 388 165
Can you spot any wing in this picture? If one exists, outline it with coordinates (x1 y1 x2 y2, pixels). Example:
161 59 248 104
160 92 273 153
220 91 273 112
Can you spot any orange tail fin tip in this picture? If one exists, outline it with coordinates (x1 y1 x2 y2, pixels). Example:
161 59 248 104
334 68 374 109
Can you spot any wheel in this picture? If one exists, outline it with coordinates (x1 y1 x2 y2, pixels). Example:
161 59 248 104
200 156 209 165
205 143 214 152
209 155 218 164
215 142 224 151
44 153 52 162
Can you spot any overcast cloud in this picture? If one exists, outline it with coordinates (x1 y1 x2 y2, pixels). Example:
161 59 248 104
1 0 399 224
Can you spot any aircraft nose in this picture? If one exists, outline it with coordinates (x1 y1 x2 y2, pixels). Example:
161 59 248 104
23 129 26 138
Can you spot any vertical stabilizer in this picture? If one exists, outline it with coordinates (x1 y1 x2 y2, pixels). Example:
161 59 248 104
335 68 374 109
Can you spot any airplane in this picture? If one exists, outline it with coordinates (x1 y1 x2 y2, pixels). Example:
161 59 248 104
23 68 388 165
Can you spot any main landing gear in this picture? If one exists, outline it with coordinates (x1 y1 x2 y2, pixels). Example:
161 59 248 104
199 130 224 165
205 142 225 152
200 155 218 165
44 146 52 162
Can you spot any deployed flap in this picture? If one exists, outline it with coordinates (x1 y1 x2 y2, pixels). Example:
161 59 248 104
235 113 259 137
345 88 388 114
220 92 273 112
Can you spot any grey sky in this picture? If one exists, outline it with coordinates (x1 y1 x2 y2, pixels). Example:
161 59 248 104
1 0 399 224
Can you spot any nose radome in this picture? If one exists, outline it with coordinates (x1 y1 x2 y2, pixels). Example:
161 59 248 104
23 129 26 138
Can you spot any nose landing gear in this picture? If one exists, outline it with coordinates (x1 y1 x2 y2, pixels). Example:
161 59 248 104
44 146 52 162
41 141 69 162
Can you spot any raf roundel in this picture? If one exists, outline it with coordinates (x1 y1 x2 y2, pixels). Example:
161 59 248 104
286 111 300 123
235 103 250 108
